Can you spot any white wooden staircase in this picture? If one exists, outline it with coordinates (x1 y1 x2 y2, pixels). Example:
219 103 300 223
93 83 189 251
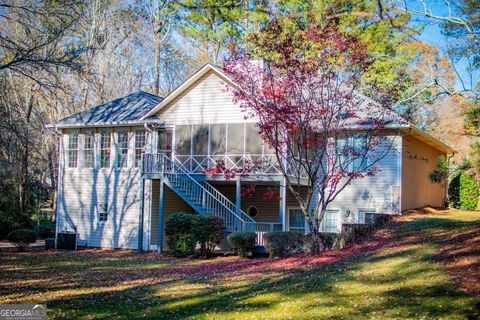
143 154 257 233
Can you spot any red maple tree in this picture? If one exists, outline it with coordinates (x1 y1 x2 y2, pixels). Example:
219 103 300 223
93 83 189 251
220 22 399 252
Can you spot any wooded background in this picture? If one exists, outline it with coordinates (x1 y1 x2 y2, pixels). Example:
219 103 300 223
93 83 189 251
0 0 478 236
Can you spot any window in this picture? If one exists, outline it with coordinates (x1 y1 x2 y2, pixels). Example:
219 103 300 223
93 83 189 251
289 208 305 234
67 132 78 168
352 135 369 172
247 206 258 218
83 131 95 168
335 137 348 171
323 210 339 233
100 131 111 168
357 209 376 224
336 135 369 172
117 130 129 168
134 130 146 167
98 203 108 223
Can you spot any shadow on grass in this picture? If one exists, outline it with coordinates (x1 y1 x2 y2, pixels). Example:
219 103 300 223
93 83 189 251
17 244 479 319
400 216 480 234
2 213 480 319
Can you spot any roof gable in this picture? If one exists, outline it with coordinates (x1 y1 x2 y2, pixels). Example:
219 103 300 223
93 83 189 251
142 63 235 120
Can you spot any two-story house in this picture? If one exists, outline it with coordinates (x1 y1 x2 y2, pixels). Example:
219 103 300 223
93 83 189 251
51 63 453 251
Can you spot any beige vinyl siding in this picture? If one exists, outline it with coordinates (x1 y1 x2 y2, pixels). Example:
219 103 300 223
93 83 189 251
210 183 281 223
209 183 306 224
156 70 256 125
328 136 402 218
149 182 194 247
401 134 446 209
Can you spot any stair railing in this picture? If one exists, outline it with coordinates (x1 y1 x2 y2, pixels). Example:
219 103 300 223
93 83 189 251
145 153 256 232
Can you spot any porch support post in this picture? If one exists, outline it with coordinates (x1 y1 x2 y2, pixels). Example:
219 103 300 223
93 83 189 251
137 177 145 252
235 179 241 230
279 178 287 231
157 178 165 252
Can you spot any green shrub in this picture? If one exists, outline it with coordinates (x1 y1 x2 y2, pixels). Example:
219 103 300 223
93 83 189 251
194 216 225 257
264 231 304 258
7 229 37 251
227 232 256 257
459 173 480 210
449 173 479 210
35 221 55 239
165 212 199 256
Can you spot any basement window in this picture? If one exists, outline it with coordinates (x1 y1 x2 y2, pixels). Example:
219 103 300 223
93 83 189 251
99 203 108 223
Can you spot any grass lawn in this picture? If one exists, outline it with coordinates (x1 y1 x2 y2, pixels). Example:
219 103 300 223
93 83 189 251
1 209 479 319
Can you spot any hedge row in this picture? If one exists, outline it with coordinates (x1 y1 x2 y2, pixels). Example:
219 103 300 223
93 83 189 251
449 173 480 210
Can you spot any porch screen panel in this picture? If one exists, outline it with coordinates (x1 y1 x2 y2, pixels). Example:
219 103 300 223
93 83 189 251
245 123 263 155
227 123 244 168
192 125 209 155
175 125 191 155
192 125 209 172
210 124 226 155
158 129 172 157
227 123 244 155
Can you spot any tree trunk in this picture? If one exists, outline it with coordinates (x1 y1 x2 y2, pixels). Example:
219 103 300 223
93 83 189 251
20 91 34 213
154 33 161 95
305 216 323 254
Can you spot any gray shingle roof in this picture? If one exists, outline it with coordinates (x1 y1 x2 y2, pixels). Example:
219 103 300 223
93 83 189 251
56 91 162 127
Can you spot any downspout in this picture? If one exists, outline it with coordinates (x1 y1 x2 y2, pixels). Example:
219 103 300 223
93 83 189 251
138 123 155 252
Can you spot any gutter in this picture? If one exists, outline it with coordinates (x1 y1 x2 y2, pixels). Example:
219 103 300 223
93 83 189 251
54 119 160 130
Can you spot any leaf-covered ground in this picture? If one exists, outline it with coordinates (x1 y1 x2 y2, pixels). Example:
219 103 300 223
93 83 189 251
1 209 479 319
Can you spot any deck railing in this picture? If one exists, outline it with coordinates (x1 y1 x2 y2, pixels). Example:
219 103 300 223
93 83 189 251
143 154 285 246
244 222 283 246
143 153 308 179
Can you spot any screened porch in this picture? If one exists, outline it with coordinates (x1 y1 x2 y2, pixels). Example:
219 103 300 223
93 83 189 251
145 123 283 176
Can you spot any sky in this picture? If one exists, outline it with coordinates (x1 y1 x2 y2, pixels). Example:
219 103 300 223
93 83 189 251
406 0 478 91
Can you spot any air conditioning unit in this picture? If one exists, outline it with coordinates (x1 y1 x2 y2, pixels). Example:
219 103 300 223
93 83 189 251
56 232 78 250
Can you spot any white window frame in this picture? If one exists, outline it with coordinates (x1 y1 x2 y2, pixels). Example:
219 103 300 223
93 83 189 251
67 131 79 168
321 209 340 233
116 129 129 169
134 130 146 168
352 134 369 172
99 130 111 168
357 208 376 224
287 207 307 234
335 135 370 173
83 130 95 168
98 202 108 224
